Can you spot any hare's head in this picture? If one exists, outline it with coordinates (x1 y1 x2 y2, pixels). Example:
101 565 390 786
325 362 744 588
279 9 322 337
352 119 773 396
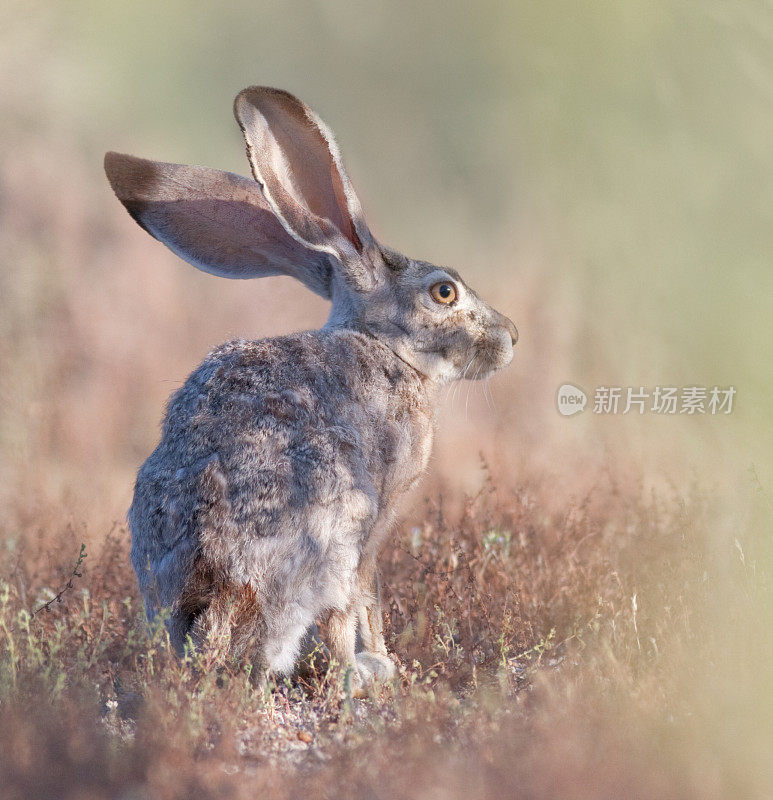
105 86 517 384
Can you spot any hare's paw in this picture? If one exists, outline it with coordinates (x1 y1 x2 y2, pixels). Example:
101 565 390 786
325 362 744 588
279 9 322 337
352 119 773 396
347 653 394 698
355 651 397 683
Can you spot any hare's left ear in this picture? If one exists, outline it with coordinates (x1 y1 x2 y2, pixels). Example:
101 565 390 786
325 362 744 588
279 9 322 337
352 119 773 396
234 86 383 290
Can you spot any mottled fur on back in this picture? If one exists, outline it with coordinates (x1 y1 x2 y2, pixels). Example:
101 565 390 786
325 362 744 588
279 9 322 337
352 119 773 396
129 331 434 665
107 86 517 687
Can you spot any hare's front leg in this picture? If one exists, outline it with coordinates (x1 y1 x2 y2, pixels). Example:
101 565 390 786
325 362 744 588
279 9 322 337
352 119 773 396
354 570 397 682
326 605 392 696
326 607 365 694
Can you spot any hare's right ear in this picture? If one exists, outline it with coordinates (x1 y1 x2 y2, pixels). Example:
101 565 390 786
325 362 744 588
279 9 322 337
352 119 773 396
234 87 384 291
104 152 334 297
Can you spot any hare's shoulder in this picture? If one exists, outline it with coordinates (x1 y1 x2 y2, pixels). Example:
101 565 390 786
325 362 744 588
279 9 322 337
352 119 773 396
164 332 335 420
172 329 429 417
152 330 430 471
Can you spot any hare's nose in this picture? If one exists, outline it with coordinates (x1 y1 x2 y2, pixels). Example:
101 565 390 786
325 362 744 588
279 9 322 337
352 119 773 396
505 318 518 347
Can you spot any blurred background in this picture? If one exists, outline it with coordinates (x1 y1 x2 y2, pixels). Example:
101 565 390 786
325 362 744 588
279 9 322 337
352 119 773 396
1 0 771 528
1 4 773 796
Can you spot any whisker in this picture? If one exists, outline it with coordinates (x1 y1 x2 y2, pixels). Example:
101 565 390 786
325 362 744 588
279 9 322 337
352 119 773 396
452 355 475 410
466 365 482 419
483 378 493 412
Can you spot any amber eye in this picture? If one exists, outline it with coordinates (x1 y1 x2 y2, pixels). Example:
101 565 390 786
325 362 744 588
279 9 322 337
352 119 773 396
430 281 457 305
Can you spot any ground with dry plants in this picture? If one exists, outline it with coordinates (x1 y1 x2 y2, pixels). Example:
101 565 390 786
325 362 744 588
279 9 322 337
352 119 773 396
1 467 770 800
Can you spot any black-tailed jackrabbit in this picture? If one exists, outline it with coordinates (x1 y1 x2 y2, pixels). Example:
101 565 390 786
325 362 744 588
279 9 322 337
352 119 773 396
105 87 517 690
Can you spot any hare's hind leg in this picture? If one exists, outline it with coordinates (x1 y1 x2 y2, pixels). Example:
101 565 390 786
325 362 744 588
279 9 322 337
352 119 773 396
261 603 317 677
184 582 265 674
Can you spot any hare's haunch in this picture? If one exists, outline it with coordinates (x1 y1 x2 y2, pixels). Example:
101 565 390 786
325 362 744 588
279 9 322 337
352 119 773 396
105 87 517 690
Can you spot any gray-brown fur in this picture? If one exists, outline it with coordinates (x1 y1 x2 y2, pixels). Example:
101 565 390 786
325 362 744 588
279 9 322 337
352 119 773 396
106 86 517 688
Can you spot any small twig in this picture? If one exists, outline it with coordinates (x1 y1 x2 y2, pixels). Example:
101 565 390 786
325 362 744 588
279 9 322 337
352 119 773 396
397 544 469 577
31 543 87 618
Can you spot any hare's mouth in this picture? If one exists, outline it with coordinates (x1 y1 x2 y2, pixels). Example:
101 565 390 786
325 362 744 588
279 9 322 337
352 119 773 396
465 334 514 380
467 360 510 382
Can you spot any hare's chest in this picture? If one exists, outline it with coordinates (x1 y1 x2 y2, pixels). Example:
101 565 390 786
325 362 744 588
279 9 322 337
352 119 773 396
364 380 435 507
336 332 437 510
351 396 433 564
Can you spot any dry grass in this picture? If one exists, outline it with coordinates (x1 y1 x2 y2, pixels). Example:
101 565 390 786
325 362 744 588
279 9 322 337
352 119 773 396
1 465 770 799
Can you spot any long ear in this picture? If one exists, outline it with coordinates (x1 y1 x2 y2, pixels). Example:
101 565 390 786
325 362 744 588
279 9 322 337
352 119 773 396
234 86 382 290
104 151 333 297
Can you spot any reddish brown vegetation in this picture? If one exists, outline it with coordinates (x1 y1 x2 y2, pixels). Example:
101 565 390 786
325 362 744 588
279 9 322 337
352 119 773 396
1 467 769 800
